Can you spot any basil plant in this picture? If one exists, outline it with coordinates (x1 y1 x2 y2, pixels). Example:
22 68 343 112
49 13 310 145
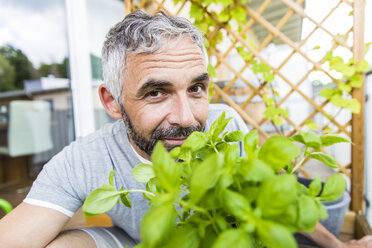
83 112 349 248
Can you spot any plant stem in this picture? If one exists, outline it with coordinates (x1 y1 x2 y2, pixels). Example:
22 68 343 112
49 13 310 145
292 147 309 174
125 189 155 197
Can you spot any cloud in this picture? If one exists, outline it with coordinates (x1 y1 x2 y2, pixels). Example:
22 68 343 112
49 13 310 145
0 1 68 67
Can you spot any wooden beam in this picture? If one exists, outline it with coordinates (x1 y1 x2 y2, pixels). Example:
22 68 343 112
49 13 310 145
351 0 366 212
124 0 132 15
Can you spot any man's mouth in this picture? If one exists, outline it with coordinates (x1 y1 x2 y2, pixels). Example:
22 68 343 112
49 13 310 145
161 137 187 146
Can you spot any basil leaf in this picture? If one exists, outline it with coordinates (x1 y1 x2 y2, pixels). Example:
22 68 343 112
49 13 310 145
291 132 321 151
257 174 297 217
109 170 115 186
83 184 121 215
309 176 322 197
190 153 221 203
182 131 207 152
132 163 154 183
244 130 258 158
319 173 346 201
257 220 297 248
151 142 179 192
209 112 232 141
315 198 329 220
320 134 351 146
309 152 337 169
212 229 253 248
141 204 176 248
120 192 132 208
258 136 301 171
163 225 199 248
297 195 318 231
239 158 274 182
224 130 245 142
221 189 251 220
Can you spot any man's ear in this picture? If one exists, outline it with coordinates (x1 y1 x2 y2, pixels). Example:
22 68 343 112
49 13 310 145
98 84 123 119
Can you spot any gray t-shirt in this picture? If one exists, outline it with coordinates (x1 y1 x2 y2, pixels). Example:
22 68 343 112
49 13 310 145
24 104 248 241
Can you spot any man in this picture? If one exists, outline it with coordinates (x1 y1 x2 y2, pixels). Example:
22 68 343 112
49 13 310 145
0 11 370 248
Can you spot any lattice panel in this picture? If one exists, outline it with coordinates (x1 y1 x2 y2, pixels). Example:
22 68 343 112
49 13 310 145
124 0 366 210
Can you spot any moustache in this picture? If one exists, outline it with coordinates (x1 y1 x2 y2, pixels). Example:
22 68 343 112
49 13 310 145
151 124 203 141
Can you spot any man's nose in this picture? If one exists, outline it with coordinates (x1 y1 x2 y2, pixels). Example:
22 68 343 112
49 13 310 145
168 94 195 127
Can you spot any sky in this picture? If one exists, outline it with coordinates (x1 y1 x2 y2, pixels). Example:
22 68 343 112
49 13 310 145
0 0 124 68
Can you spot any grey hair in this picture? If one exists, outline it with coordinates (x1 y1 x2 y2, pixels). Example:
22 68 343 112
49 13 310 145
102 11 206 104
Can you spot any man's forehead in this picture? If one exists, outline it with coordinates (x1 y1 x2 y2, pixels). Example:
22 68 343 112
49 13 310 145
125 37 204 63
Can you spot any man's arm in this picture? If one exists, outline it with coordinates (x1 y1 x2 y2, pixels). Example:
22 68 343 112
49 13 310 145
0 202 70 248
302 222 372 248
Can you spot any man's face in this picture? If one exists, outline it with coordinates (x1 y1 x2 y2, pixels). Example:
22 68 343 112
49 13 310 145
121 37 209 159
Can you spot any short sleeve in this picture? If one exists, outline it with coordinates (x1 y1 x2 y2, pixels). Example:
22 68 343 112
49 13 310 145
24 145 83 217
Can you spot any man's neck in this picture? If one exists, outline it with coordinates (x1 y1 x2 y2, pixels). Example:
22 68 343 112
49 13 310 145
128 138 151 161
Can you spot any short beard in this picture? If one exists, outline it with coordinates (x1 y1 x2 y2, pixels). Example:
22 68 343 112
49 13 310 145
120 106 203 157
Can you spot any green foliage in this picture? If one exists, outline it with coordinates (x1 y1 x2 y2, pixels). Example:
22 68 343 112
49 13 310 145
0 45 34 90
320 51 370 114
84 113 347 248
0 55 16 92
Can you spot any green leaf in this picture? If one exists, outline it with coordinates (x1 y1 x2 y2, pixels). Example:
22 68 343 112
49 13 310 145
349 74 363 88
244 130 258 158
182 131 207 152
190 153 221 203
256 220 297 248
163 225 199 248
338 83 352 92
306 120 319 130
190 4 204 21
313 45 321 50
209 112 232 141
258 136 301 171
217 10 230 23
257 175 297 217
151 142 179 192
239 158 274 182
309 152 337 169
212 229 253 248
120 192 132 208
109 170 115 186
132 163 154 183
290 132 321 151
309 176 322 197
231 6 246 23
347 98 361 113
366 42 372 54
207 64 217 78
221 0 233 7
141 204 176 248
315 198 329 220
320 88 338 99
320 134 350 146
297 195 319 231
83 184 121 215
221 189 251 220
319 173 346 201
356 59 370 72
224 130 245 142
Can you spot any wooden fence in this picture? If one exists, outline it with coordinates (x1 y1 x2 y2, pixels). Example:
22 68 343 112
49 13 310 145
123 0 366 212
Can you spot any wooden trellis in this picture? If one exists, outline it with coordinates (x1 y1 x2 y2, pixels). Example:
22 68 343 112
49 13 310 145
123 0 366 213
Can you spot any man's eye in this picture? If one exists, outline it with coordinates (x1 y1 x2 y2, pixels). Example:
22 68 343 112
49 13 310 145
189 85 203 93
146 91 163 98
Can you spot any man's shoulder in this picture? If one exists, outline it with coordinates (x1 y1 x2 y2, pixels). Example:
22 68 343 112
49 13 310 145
74 120 124 146
208 104 241 121
207 104 248 133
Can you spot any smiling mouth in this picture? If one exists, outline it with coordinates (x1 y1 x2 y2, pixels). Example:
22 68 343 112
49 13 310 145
162 137 187 146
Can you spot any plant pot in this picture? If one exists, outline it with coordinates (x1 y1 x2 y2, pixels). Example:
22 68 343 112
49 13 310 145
294 177 351 246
